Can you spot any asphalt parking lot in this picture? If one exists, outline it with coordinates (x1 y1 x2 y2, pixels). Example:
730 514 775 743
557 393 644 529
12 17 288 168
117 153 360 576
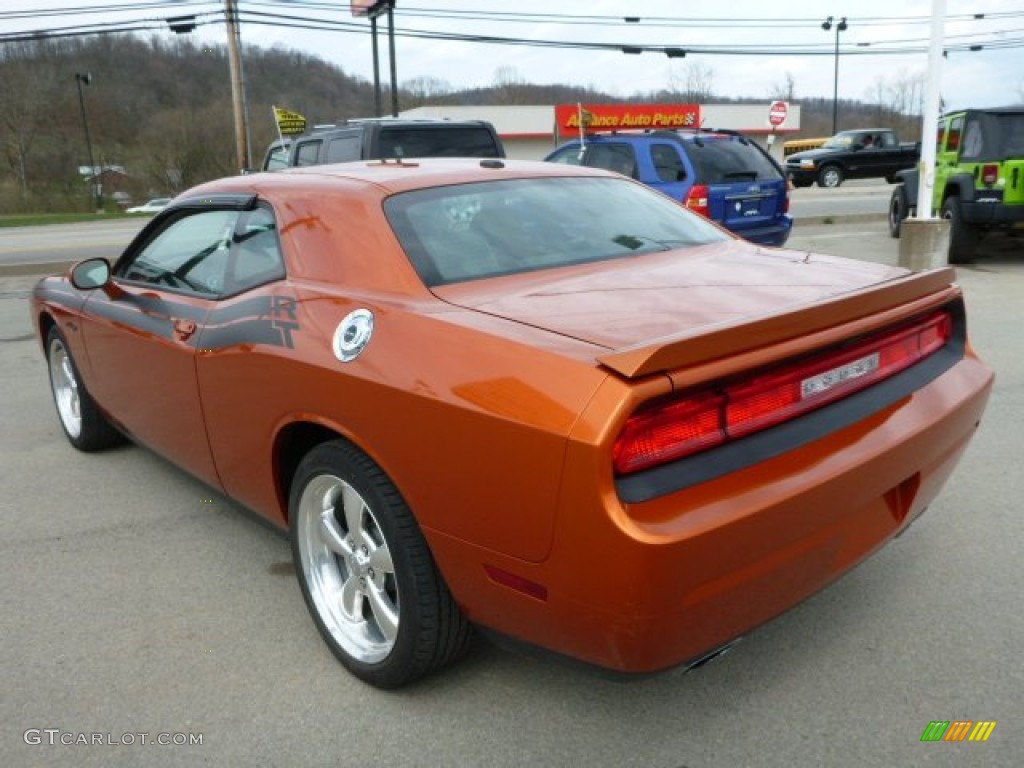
1 215 1021 767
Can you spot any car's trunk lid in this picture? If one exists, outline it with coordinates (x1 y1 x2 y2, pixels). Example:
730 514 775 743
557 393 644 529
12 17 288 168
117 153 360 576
432 240 957 377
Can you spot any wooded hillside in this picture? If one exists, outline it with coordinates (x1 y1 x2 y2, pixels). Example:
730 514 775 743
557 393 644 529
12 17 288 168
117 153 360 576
0 35 924 213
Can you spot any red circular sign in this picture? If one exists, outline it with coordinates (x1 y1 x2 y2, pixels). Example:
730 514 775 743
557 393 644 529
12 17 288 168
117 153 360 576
769 101 788 127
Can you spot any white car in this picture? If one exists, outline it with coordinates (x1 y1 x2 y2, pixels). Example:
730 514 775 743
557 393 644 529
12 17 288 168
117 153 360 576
125 197 171 214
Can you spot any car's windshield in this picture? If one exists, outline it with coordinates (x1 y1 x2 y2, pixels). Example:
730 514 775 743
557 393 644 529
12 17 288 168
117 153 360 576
384 176 729 286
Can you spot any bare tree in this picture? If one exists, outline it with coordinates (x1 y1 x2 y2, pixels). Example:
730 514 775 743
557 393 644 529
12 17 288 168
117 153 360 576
667 61 715 103
402 76 453 107
492 65 531 105
769 72 796 102
0 41 64 199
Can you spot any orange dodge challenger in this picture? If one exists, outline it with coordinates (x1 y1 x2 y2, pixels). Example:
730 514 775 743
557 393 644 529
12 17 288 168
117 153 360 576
32 159 993 688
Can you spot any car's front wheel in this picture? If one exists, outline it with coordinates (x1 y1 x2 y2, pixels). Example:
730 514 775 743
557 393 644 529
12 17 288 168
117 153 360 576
45 326 123 451
289 440 472 688
817 164 844 188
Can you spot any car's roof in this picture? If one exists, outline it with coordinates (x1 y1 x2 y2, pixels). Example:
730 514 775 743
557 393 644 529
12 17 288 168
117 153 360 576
200 158 618 197
946 105 1024 116
563 130 743 143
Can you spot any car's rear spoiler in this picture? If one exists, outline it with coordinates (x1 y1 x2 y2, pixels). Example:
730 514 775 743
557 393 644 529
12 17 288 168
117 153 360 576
597 267 959 378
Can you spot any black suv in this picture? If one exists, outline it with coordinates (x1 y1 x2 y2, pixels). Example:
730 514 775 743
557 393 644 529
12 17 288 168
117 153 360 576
262 119 505 170
545 130 792 246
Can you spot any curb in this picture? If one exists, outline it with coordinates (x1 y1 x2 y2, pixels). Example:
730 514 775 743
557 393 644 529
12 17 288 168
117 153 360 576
792 213 888 227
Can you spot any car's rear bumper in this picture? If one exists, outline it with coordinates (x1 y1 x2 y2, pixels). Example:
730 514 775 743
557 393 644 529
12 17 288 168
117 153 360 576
428 352 993 674
962 201 1024 225
729 215 793 247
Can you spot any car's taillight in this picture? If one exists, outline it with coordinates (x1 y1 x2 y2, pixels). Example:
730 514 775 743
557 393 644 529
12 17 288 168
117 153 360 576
684 184 710 217
782 188 791 214
613 310 953 475
981 164 999 186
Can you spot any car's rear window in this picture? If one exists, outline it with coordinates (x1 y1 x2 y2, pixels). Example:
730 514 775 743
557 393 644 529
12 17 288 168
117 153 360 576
960 112 1024 161
684 138 783 183
378 127 501 158
384 176 728 286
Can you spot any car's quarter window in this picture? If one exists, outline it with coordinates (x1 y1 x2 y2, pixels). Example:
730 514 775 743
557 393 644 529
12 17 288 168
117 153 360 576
326 135 361 163
946 116 963 153
225 207 287 294
651 144 687 182
384 177 728 286
117 206 285 298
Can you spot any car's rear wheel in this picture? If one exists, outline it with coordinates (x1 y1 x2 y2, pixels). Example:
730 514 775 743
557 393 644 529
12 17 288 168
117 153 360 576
942 196 977 264
46 326 123 451
290 440 472 688
817 165 843 188
889 187 909 238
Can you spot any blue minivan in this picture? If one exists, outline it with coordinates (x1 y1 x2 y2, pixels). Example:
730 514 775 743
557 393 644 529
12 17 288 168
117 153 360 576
545 130 792 247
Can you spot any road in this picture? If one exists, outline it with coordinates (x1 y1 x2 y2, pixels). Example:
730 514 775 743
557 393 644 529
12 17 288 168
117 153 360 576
0 181 893 274
1 218 1020 767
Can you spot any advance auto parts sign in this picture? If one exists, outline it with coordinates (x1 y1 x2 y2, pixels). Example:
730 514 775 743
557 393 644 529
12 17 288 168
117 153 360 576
555 104 700 133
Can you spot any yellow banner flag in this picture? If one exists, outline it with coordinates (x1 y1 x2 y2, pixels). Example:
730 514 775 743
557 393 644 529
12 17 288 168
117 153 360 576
273 106 307 136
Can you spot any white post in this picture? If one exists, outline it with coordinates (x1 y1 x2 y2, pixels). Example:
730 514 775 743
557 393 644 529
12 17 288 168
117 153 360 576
915 0 946 219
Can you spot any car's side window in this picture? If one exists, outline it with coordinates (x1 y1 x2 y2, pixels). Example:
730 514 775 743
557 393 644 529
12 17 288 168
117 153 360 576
651 144 687 182
586 143 638 178
119 210 239 295
935 123 947 153
265 144 291 170
117 206 286 298
295 140 322 167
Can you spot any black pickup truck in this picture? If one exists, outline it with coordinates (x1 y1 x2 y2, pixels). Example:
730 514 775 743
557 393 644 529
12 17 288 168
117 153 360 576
785 128 920 188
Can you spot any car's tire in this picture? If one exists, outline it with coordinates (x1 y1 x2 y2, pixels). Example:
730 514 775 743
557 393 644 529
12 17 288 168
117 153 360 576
942 196 978 264
45 325 123 451
289 439 472 688
889 187 909 239
817 164 843 188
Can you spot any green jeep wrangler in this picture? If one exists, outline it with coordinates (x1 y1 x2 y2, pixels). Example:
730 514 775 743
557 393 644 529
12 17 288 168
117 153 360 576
889 105 1024 262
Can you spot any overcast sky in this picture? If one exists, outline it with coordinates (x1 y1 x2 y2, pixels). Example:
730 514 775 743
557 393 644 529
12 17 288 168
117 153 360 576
4 0 1023 111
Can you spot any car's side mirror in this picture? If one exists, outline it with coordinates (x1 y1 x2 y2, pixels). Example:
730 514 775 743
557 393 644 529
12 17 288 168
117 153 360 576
70 258 111 290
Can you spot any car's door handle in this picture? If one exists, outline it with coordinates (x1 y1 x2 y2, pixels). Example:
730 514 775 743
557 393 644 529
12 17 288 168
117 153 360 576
173 318 197 340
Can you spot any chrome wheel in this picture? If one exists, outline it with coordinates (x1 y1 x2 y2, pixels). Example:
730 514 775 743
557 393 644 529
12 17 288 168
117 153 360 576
296 473 399 664
48 335 82 439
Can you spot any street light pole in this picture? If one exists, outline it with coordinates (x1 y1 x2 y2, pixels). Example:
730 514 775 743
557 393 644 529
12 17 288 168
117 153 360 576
822 16 848 135
74 72 102 212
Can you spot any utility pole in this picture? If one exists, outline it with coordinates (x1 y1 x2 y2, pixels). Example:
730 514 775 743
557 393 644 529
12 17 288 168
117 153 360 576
225 0 251 172
74 72 102 212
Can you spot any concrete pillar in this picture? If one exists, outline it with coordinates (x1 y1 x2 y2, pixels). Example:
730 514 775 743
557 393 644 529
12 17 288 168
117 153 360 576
898 218 951 271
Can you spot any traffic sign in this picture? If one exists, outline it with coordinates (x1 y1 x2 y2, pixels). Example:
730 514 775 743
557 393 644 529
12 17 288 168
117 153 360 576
768 101 789 127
